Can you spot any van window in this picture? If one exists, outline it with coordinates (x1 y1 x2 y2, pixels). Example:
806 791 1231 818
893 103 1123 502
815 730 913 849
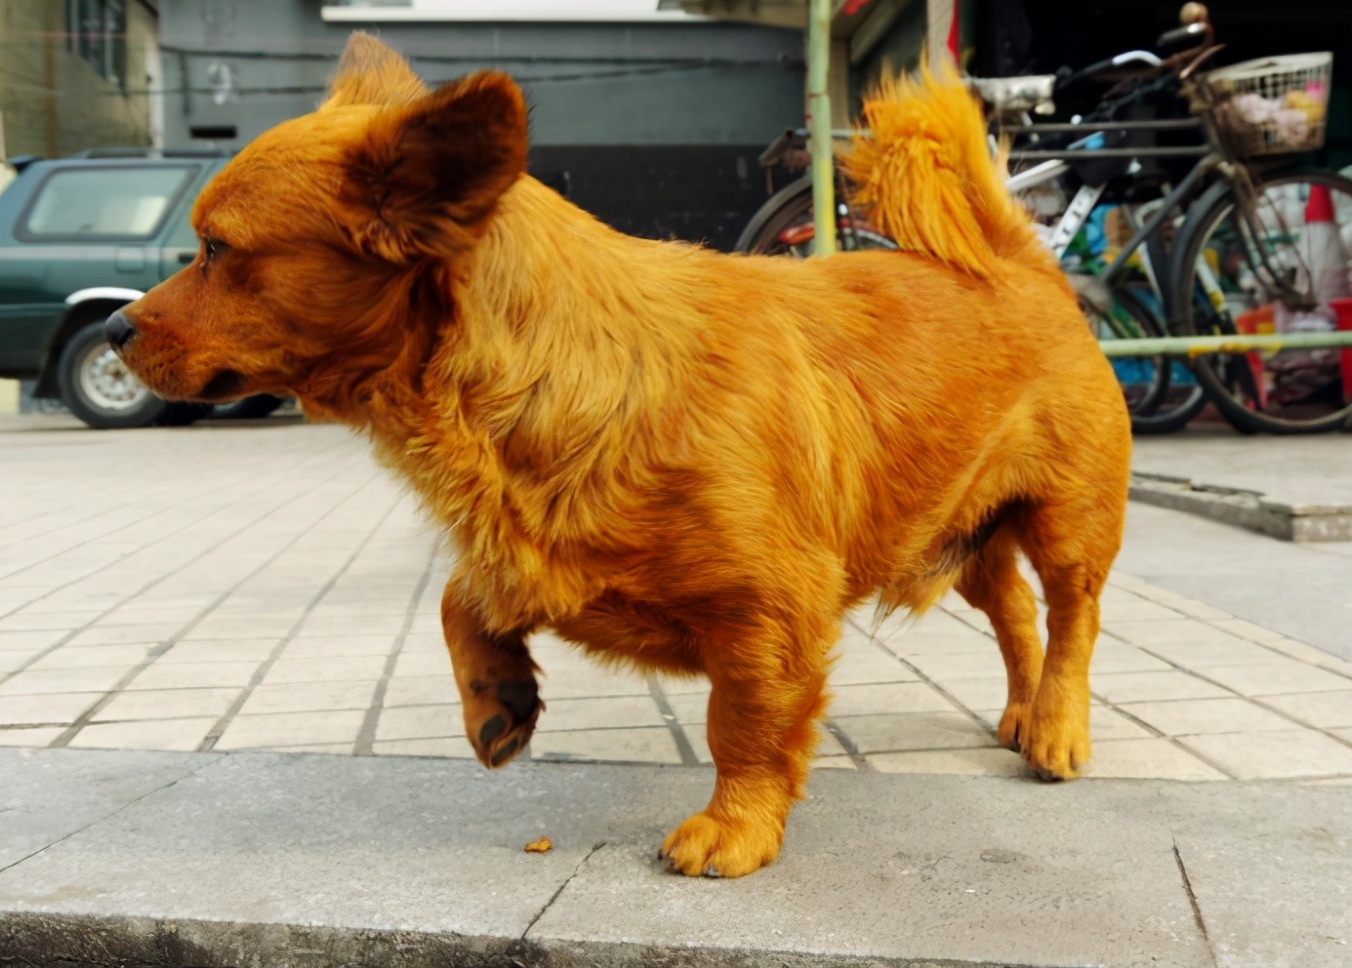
21 166 194 240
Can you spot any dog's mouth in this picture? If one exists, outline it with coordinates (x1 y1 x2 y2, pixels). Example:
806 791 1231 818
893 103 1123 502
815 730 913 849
196 369 250 402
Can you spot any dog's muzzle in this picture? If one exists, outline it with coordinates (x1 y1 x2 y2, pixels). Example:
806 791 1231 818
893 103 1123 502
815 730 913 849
104 310 137 351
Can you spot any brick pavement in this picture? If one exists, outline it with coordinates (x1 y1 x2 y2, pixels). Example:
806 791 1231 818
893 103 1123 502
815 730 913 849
2 414 1351 782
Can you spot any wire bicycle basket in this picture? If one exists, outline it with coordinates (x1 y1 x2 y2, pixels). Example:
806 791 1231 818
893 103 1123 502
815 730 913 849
1195 52 1332 157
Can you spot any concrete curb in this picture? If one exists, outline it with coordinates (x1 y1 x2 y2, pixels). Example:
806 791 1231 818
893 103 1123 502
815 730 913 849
1129 472 1352 541
1 748 1348 968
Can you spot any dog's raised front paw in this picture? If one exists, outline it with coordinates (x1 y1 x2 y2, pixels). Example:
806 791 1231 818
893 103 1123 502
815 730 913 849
659 812 783 878
464 678 543 769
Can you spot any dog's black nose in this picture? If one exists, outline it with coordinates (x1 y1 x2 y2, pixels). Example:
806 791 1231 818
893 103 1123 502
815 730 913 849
104 310 137 350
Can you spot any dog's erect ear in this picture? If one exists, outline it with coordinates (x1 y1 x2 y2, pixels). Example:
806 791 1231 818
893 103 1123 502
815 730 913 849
324 32 428 109
343 71 529 263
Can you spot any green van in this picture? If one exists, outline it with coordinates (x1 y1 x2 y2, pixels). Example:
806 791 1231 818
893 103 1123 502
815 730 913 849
0 149 280 428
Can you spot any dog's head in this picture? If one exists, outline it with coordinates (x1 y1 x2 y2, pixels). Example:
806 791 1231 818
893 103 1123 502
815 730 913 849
109 34 527 416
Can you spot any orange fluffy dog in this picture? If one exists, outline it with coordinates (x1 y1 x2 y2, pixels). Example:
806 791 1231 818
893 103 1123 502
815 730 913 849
110 35 1130 877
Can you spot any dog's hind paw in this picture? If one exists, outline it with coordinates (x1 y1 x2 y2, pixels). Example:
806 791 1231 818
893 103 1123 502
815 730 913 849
660 812 783 879
465 678 543 769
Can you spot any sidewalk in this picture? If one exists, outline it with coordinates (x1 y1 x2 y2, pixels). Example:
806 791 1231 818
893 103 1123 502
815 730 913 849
1 748 1348 967
1131 425 1352 540
2 413 1351 966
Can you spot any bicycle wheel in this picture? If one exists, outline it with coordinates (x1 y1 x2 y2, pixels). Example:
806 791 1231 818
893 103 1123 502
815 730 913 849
1168 168 1352 434
1080 281 1206 434
735 175 897 257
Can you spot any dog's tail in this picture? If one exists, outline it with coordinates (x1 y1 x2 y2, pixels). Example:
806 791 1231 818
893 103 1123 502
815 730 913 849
840 63 1050 278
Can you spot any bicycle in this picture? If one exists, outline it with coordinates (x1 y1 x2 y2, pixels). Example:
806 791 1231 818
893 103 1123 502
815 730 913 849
738 3 1352 434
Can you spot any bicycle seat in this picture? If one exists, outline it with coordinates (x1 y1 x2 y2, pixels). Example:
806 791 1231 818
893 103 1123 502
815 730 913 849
968 75 1057 115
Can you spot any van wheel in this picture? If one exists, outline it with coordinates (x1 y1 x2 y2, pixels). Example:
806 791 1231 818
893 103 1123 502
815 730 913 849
57 321 167 429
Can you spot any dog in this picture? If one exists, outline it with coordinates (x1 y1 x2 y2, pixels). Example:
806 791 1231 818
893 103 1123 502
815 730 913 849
109 35 1131 878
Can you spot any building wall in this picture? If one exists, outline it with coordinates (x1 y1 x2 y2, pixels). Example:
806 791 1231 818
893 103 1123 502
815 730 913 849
0 0 157 159
156 0 806 249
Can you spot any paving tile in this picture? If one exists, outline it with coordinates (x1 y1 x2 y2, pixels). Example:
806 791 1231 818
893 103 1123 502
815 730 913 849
0 650 39 675
0 692 102 727
1085 738 1226 780
830 711 995 754
390 651 452 679
1207 617 1289 644
0 666 132 696
156 640 279 664
535 695 666 733
93 688 242 722
0 630 65 651
650 673 709 697
1198 661 1352 697
67 624 182 647
237 680 377 716
296 613 408 637
1260 690 1352 729
214 710 367 750
904 650 1004 681
252 743 356 754
1117 698 1299 737
1089 644 1173 674
382 675 459 708
866 746 1027 776
538 665 652 700
1103 619 1248 649
529 726 682 764
374 704 464 741
127 661 260 690
1253 637 1350 670
1088 705 1156 741
1179 730 1352 780
1139 638 1296 669
0 726 63 747
263 655 389 684
827 650 918 684
26 644 157 671
926 676 1008 712
371 736 476 758
1097 598 1185 622
283 635 400 657
67 717 216 752
1092 670 1231 704
0 612 103 631
829 681 960 717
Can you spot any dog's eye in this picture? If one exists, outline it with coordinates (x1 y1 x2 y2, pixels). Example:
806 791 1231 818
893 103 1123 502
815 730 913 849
202 237 226 267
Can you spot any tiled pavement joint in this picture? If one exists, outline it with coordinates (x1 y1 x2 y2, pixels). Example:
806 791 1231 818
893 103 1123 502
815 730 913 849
355 557 436 756
646 676 700 767
198 494 403 752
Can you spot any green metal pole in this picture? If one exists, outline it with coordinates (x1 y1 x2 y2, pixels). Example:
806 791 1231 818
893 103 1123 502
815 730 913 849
1100 330 1352 357
807 0 836 257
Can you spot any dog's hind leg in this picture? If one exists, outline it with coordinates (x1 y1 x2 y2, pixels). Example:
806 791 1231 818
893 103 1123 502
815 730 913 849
954 530 1043 752
441 585 543 769
1016 493 1124 780
660 595 836 878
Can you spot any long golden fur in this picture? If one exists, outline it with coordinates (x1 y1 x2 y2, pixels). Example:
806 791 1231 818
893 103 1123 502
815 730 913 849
113 35 1131 878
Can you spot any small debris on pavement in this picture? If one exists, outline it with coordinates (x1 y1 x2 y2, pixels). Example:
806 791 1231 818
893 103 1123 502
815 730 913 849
524 836 553 853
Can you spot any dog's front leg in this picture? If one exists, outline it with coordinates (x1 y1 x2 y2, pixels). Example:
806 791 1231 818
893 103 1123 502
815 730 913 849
661 618 830 878
441 585 542 768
